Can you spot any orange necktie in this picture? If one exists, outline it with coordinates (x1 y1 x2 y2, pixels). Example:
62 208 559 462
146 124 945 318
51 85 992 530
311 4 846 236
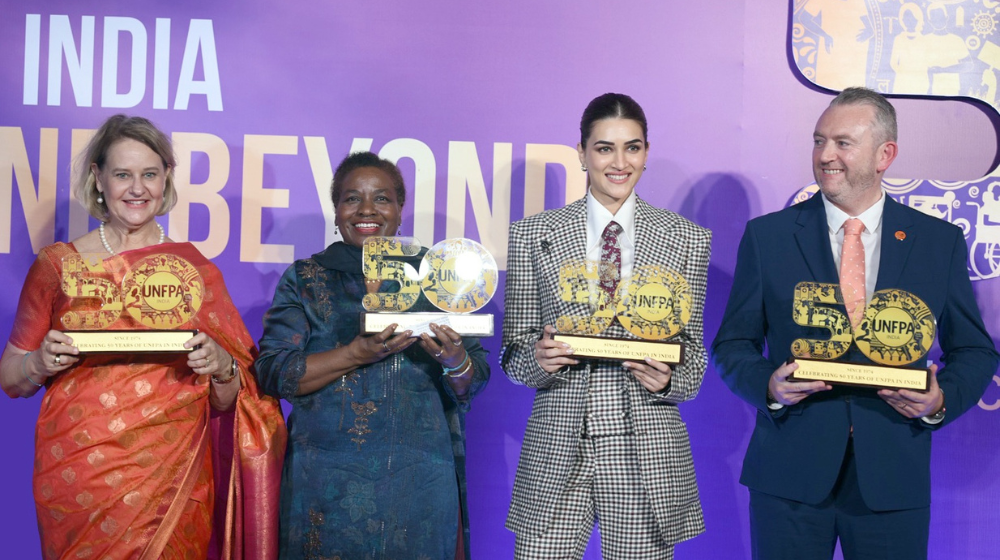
840 218 866 327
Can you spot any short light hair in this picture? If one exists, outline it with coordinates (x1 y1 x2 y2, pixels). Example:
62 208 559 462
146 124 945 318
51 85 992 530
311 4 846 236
74 114 177 221
829 87 898 143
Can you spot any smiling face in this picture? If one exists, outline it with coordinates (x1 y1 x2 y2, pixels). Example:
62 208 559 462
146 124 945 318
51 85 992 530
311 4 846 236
93 138 167 231
578 117 649 214
812 103 897 215
334 166 403 248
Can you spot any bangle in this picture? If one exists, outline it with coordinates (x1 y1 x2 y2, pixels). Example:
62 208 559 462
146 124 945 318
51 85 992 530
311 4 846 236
22 351 43 388
443 355 473 378
212 356 239 385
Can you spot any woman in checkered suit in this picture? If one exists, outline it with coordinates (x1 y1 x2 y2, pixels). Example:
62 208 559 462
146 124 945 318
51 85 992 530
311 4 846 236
501 93 711 560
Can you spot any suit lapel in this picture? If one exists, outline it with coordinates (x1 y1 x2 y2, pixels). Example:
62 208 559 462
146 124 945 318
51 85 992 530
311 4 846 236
537 200 589 319
794 194 840 283
538 199 587 275
875 196 916 290
633 198 680 270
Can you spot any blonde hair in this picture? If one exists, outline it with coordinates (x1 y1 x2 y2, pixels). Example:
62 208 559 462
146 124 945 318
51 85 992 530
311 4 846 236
74 114 178 221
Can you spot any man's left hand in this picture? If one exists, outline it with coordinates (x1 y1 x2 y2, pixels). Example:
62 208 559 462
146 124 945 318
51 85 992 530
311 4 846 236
878 364 944 419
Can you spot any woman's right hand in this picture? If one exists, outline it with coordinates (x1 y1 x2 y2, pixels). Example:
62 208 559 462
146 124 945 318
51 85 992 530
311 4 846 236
298 324 415 397
35 330 81 378
534 325 579 374
350 324 415 365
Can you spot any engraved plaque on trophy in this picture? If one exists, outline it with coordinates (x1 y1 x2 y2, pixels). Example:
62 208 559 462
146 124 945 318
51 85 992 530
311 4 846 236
787 281 935 391
59 253 198 353
359 237 497 337
551 260 690 364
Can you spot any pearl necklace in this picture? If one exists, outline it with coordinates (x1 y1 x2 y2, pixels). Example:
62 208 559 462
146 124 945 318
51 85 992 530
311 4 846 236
99 222 165 255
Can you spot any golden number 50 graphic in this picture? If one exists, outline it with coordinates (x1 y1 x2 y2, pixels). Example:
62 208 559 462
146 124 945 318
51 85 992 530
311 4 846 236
791 282 936 367
361 236 497 313
555 260 692 341
59 253 204 330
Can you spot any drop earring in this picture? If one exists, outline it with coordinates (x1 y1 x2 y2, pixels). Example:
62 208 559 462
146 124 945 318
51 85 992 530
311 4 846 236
334 225 340 236
97 194 104 204
643 165 647 171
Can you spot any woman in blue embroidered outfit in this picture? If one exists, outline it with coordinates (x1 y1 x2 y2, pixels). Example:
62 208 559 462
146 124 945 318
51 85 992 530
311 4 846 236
254 151 490 560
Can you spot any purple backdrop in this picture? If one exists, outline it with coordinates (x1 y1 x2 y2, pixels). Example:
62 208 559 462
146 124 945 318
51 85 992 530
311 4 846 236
2 1 1000 558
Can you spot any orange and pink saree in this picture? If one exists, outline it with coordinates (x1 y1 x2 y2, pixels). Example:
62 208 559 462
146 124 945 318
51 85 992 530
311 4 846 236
10 242 286 560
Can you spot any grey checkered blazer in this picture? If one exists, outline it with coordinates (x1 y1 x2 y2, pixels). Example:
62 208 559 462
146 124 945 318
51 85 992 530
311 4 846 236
501 196 710 545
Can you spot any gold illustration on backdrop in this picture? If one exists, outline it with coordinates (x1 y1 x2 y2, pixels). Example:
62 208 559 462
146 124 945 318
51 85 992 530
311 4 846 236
792 0 1000 282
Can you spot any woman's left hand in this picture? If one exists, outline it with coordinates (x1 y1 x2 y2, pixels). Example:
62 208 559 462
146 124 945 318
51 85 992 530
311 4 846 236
418 323 467 369
184 332 234 378
624 357 672 393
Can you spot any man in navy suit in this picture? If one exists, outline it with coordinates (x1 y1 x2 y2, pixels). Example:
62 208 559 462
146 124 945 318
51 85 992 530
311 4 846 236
712 87 998 559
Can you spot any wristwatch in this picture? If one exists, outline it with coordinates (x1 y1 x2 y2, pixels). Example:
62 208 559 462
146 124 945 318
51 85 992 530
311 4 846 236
766 389 784 411
922 405 946 424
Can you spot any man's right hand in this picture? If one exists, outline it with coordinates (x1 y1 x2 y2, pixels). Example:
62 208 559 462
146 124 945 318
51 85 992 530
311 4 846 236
768 359 832 406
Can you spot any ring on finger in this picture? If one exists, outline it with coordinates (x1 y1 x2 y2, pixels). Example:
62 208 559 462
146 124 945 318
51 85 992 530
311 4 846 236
434 350 443 358
54 354 62 366
452 340 462 346
383 341 390 352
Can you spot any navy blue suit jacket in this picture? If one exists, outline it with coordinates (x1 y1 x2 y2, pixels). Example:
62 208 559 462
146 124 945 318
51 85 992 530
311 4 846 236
712 193 998 511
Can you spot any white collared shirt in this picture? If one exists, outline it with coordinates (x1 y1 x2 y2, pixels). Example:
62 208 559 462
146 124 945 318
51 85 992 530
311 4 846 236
823 190 886 303
585 189 637 278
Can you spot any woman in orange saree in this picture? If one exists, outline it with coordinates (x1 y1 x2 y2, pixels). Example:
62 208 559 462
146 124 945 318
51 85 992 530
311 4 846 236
0 115 286 560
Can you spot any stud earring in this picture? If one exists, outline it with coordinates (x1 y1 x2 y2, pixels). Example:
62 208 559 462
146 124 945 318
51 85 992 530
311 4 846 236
97 195 104 204
581 166 588 172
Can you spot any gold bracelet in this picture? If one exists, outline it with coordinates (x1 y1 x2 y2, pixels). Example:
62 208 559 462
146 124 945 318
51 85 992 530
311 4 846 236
443 356 473 378
212 356 239 385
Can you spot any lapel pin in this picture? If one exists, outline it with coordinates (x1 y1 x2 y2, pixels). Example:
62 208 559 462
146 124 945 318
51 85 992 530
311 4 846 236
895 231 906 241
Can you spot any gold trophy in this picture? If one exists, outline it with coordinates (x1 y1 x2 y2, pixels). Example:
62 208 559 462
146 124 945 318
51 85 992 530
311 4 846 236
59 253 198 352
359 236 497 337
552 260 691 364
788 282 935 390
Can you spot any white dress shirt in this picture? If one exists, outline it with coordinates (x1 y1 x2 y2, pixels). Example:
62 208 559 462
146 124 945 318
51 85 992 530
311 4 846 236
823 190 886 303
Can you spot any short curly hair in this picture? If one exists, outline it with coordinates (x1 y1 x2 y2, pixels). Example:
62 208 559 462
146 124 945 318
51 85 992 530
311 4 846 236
74 114 177 221
330 151 406 208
